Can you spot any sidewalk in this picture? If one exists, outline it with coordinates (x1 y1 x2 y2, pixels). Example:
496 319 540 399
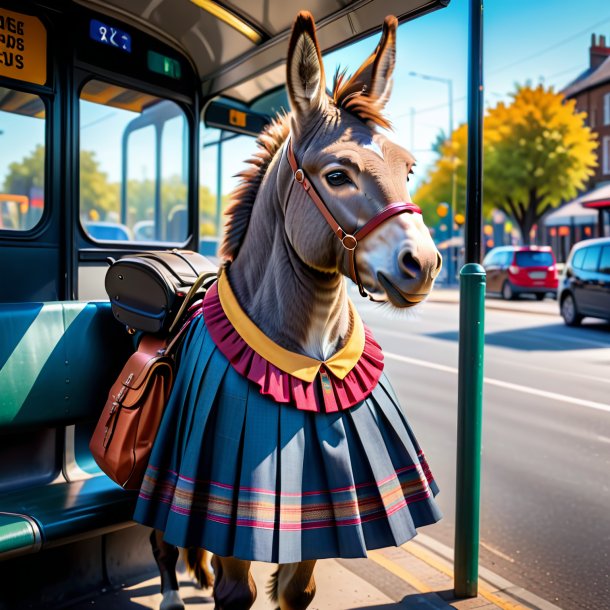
428 286 560 318
66 534 561 610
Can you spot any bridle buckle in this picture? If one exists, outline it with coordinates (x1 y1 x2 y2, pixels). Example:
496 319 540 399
294 169 305 183
341 234 357 251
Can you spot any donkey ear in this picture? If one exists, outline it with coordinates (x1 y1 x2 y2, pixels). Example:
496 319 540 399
341 15 397 107
286 11 327 124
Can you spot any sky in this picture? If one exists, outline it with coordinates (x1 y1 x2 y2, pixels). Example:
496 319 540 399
324 0 610 192
2 0 610 200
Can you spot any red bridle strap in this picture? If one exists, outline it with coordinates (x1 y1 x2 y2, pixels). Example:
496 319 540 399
285 138 422 299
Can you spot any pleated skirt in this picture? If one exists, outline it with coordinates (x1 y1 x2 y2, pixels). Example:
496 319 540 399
133 316 442 563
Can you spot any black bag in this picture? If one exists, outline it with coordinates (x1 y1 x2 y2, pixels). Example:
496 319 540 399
105 249 217 333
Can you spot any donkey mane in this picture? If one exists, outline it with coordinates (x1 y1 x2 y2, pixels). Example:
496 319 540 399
219 71 391 262
219 113 291 261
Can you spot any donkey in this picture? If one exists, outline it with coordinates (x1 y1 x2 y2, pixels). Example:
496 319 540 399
138 11 442 610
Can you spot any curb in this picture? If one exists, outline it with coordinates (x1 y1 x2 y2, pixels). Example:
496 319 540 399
428 297 559 318
410 534 563 610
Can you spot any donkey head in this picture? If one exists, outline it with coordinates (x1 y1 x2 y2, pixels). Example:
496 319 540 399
284 12 442 307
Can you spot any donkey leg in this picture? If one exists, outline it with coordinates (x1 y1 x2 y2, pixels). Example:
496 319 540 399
149 529 184 610
183 547 215 589
269 561 317 610
212 555 257 610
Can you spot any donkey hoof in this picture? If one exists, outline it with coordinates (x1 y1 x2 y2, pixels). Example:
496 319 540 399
160 589 185 610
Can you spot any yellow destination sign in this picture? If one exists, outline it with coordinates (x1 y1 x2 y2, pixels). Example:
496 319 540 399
0 8 46 85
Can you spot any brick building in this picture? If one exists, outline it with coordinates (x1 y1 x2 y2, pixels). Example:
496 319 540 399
544 34 610 255
561 34 610 187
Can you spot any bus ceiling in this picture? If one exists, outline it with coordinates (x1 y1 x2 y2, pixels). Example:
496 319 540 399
78 0 450 102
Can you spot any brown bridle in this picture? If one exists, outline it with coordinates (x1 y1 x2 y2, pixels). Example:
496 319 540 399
286 137 423 300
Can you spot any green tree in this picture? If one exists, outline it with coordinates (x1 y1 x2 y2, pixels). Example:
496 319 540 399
3 144 45 194
414 84 597 244
80 150 116 219
4 146 118 221
413 123 468 221
484 85 596 243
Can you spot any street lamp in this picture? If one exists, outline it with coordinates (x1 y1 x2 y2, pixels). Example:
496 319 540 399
408 71 456 284
408 71 453 143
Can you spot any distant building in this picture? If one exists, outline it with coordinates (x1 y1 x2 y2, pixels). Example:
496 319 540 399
561 34 610 187
544 34 610 258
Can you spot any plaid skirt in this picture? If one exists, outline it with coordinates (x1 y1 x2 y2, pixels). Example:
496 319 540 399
133 316 441 563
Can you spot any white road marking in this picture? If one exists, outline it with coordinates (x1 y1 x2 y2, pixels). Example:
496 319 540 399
373 326 610 385
384 352 610 414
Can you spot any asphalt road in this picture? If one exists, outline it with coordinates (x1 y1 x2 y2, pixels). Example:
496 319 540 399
354 295 610 610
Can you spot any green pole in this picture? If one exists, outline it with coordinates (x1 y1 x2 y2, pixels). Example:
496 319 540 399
454 263 486 597
454 0 485 597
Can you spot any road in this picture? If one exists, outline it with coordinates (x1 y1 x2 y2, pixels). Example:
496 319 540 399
354 293 610 610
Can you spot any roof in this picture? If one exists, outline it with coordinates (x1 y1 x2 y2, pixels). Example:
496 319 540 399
77 0 449 103
570 236 610 251
561 55 610 98
581 183 610 209
545 183 610 226
544 195 598 227
489 245 553 252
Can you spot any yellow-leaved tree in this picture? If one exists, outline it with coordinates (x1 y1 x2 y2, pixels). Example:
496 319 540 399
412 124 468 220
415 84 597 244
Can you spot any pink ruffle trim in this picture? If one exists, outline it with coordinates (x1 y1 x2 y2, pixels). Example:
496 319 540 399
203 282 384 413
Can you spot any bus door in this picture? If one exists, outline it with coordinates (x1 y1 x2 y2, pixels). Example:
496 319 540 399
0 4 62 302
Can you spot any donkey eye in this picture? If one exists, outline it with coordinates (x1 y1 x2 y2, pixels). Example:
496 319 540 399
325 171 353 187
407 166 415 182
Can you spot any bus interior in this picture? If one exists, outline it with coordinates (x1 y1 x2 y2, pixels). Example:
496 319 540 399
0 1 449 607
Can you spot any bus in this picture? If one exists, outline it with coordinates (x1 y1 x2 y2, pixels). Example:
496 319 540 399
0 1 459 608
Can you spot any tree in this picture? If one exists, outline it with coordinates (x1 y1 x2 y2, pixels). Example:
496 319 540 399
413 124 468 221
3 144 45 194
414 84 597 244
484 85 596 243
80 150 117 218
3 145 117 220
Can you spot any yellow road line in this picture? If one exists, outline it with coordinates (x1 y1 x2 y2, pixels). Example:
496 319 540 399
402 542 531 610
367 550 432 594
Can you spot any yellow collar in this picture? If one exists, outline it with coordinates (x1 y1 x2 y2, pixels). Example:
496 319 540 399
217 273 365 382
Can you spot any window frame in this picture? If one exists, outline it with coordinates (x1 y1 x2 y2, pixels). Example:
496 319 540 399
77 77 192 246
603 135 610 176
0 85 51 239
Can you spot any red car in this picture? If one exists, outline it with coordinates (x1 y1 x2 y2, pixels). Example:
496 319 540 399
482 246 559 300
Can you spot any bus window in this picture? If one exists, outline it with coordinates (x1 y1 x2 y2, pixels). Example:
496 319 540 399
199 125 257 254
0 88 45 232
79 80 188 243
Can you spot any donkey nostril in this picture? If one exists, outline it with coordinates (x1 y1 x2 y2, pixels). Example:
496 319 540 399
399 250 421 279
429 252 443 280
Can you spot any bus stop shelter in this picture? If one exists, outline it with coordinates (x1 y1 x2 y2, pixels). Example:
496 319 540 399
580 183 610 237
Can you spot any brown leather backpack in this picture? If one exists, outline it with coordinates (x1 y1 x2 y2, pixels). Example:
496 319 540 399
89 333 175 489
91 256 216 489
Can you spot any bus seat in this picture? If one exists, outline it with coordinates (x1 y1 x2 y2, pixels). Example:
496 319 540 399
0 514 40 559
1 477 136 559
0 301 135 559
0 301 132 430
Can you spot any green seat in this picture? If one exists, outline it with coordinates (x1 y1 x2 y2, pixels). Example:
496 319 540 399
1 477 137 557
0 513 40 558
0 301 136 559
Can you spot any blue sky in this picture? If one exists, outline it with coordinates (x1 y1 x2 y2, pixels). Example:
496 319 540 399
325 0 610 191
2 0 610 199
